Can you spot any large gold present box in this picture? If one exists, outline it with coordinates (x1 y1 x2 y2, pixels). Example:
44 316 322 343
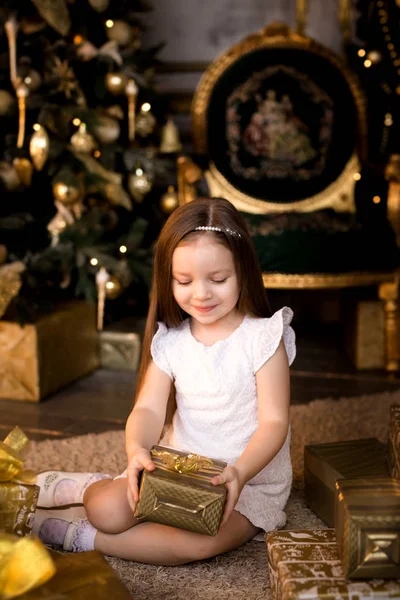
335 477 400 579
0 301 99 401
99 317 144 371
389 405 400 480
267 529 400 599
134 445 227 536
18 549 131 599
304 438 389 526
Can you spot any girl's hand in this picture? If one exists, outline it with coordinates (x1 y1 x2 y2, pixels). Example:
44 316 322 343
126 448 155 512
211 465 244 528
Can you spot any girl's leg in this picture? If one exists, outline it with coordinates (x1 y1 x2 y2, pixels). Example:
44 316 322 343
93 510 260 566
83 477 138 533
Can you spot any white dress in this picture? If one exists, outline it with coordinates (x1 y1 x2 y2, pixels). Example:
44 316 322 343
151 307 296 540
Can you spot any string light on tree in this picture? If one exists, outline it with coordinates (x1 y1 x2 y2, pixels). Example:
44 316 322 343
90 258 99 266
119 245 127 254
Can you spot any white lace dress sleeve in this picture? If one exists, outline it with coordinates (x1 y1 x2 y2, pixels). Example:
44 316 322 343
150 322 173 379
252 306 296 372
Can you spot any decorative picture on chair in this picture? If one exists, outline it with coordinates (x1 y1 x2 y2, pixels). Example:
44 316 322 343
226 66 334 182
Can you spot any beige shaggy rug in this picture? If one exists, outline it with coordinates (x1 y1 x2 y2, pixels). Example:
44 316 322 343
25 389 400 600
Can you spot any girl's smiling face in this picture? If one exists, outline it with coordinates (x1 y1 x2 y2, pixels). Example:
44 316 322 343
171 234 240 326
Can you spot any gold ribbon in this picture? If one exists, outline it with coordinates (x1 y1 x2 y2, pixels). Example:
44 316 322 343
151 449 215 474
0 427 35 484
0 534 56 600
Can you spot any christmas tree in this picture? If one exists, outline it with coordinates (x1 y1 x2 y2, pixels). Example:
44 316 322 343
0 0 180 325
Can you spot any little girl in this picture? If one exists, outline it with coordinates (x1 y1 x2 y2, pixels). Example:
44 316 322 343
32 197 296 565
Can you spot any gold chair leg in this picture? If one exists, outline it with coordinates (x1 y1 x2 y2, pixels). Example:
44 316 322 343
378 281 400 373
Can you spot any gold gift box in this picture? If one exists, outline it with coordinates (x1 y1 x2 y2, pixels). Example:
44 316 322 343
304 438 389 526
389 405 400 480
134 445 227 536
0 482 39 536
267 529 400 599
99 318 144 371
344 299 385 370
335 477 400 579
0 301 99 401
18 549 131 599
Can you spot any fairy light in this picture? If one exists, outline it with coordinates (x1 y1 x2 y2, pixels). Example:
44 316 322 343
373 196 381 204
90 258 99 266
24 76 32 85
74 35 83 44
364 59 372 68
119 245 127 254
106 20 114 28
106 280 115 292
33 123 41 131
358 49 366 57
72 118 81 126
353 173 361 181
136 167 143 176
141 102 151 112
93 150 101 158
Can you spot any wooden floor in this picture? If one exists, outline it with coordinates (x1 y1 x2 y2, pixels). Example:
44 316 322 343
1 322 400 442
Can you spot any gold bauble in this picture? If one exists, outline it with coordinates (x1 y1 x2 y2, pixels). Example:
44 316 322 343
106 20 133 46
0 161 20 191
105 274 122 299
160 185 179 214
135 109 156 138
29 125 50 171
160 117 182 153
92 115 120 144
127 170 152 202
13 158 33 186
0 90 15 115
105 72 128 95
53 181 82 206
88 0 109 11
70 122 96 153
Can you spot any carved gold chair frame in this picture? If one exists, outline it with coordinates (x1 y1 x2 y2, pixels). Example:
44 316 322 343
177 23 400 373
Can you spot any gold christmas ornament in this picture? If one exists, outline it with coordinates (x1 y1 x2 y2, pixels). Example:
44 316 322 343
0 90 15 116
70 122 96 153
92 115 120 144
16 81 29 149
0 161 21 191
89 0 109 11
135 104 156 138
125 79 138 142
106 20 133 46
13 157 33 186
127 169 152 202
105 71 128 95
4 17 18 88
29 125 50 171
53 181 82 206
160 185 179 214
160 117 182 153
96 266 109 330
105 274 122 299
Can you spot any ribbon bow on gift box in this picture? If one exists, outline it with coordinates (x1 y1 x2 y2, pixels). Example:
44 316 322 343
0 427 36 485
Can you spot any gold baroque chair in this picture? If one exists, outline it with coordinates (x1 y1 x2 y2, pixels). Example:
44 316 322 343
177 22 400 373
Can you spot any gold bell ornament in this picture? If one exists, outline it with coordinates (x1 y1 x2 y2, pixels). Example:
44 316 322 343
160 117 182 153
127 167 152 202
29 124 50 171
135 102 156 138
160 185 179 214
105 71 128 95
70 122 96 153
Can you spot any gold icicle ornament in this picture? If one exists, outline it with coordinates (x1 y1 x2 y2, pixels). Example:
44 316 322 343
96 266 110 331
29 125 50 171
15 80 29 149
125 79 138 142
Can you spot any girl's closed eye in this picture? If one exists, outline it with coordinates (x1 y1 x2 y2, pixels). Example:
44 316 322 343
211 277 228 284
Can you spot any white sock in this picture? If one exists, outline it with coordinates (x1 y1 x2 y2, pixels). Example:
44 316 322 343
37 472 112 506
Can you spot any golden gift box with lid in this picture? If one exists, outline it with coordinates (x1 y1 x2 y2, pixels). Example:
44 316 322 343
134 445 227 536
0 426 39 537
304 438 389 527
335 477 400 579
267 529 400 600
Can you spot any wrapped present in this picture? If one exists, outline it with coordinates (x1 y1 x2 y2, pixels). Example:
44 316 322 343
134 445 227 536
0 427 39 536
304 438 389 526
99 317 144 371
389 405 400 480
335 477 400 579
344 299 385 370
267 529 400 600
18 549 131 599
0 301 99 401
0 533 56 600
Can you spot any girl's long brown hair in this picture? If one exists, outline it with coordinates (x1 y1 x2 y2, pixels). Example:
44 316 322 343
135 197 271 404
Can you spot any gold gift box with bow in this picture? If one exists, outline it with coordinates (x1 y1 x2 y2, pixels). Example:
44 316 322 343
134 445 227 536
0 427 39 537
